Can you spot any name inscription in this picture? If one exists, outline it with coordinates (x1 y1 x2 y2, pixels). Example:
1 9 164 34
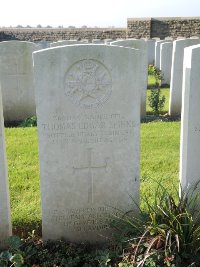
40 113 137 145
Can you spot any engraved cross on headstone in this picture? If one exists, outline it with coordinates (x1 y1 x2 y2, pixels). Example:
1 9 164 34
73 148 109 204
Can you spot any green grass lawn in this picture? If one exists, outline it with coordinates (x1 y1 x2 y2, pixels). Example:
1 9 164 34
5 120 181 235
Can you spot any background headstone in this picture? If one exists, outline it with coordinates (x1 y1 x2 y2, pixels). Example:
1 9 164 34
0 87 12 248
0 41 36 122
50 40 88 47
146 39 156 64
169 38 200 116
33 45 141 243
180 44 200 189
155 40 172 69
110 39 148 118
160 42 173 85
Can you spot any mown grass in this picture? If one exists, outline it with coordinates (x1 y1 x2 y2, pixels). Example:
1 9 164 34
140 121 180 209
5 128 41 235
4 120 180 235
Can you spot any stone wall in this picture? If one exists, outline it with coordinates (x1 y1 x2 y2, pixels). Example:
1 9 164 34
151 17 200 39
127 18 151 38
127 17 200 39
1 17 200 42
0 28 126 42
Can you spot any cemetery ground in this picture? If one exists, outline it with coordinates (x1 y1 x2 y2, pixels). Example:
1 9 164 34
3 84 196 266
6 119 180 236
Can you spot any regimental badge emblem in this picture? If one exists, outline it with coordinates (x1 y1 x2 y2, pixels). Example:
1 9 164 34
64 59 112 108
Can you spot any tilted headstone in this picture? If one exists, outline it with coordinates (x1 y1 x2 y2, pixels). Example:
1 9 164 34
0 41 36 122
0 87 12 248
155 40 172 69
180 44 200 189
160 42 173 85
110 39 148 118
33 45 140 243
169 38 200 116
50 40 87 47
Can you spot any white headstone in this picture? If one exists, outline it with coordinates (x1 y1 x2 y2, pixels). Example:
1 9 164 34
50 40 87 47
0 87 12 248
169 38 200 116
180 44 200 189
155 40 172 69
33 45 140 243
146 39 156 65
110 39 148 118
160 42 173 85
0 41 36 122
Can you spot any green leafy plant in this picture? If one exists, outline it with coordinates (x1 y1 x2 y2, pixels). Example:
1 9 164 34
0 236 24 267
112 180 200 267
148 65 165 115
0 231 118 267
19 116 37 127
148 89 166 115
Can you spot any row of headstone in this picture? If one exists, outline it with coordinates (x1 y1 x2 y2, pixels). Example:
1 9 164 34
169 38 200 115
152 38 200 117
50 39 118 47
1 37 198 124
0 41 142 244
1 39 200 245
0 39 149 122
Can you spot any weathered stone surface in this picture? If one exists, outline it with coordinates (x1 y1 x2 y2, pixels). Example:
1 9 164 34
169 38 200 116
0 28 126 42
127 18 151 39
0 87 12 248
0 41 36 122
110 39 148 118
160 42 173 85
33 45 140 243
180 44 200 189
128 17 200 39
